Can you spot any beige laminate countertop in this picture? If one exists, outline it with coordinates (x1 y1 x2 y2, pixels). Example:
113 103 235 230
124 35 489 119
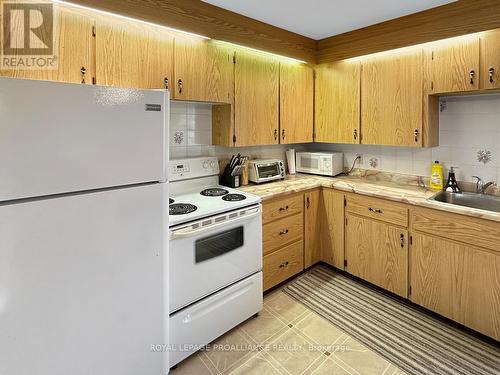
239 173 500 223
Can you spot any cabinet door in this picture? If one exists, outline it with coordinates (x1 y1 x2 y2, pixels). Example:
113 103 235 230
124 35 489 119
426 36 480 93
480 29 500 90
279 63 313 144
345 214 408 297
361 49 423 147
321 189 345 269
315 61 360 144
0 4 94 84
95 15 173 89
411 233 500 341
234 49 279 146
304 189 321 268
174 37 234 103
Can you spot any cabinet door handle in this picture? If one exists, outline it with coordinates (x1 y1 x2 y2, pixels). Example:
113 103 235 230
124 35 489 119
489 67 495 83
414 128 419 143
279 229 289 235
400 233 405 248
178 79 183 94
279 206 289 212
274 129 278 141
469 70 475 85
80 66 87 84
306 197 310 209
282 129 285 141
369 207 383 214
353 129 358 141
164 77 169 90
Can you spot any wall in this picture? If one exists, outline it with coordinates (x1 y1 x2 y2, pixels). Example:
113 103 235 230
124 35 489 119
170 95 500 184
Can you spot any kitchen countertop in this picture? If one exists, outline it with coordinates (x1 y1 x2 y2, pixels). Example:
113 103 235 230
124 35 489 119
239 173 500 223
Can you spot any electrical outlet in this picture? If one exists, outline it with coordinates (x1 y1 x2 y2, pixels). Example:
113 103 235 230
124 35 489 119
355 153 363 166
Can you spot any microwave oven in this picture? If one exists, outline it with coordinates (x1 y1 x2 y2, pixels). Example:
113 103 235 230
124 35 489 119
296 152 344 176
248 159 285 184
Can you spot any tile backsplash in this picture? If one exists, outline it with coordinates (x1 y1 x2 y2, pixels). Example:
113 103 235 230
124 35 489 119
170 95 500 183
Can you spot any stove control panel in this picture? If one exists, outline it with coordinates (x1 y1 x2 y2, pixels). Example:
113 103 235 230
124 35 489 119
169 157 219 181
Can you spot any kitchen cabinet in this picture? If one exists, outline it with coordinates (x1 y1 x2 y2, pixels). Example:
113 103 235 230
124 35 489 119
315 61 361 144
410 233 500 341
345 213 409 297
234 49 279 146
480 29 500 90
361 49 424 147
94 15 174 89
174 37 234 102
0 4 95 84
263 240 304 291
320 189 345 269
304 189 321 268
425 36 480 93
279 63 314 144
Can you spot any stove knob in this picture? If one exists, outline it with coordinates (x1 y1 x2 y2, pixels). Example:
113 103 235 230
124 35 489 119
210 161 216 168
203 161 209 169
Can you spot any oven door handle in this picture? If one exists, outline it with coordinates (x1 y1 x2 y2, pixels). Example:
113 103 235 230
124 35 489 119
170 210 261 240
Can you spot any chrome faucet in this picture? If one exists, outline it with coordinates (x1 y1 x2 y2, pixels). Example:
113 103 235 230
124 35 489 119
472 176 496 194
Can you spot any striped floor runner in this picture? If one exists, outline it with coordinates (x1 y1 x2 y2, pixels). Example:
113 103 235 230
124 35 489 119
282 266 500 375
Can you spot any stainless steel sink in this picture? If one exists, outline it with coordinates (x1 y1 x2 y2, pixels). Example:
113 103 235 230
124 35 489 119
429 191 500 213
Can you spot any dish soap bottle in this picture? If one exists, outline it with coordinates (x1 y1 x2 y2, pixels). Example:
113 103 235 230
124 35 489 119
430 161 444 191
444 166 461 193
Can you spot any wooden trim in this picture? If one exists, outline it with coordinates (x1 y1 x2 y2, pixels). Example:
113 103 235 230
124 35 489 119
317 0 500 63
64 0 317 63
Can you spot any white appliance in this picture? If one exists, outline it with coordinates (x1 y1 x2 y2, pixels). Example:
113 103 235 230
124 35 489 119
0 77 169 375
168 157 263 366
296 151 344 176
248 159 286 183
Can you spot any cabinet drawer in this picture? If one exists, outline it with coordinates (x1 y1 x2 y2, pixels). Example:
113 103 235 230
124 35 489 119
263 241 304 291
263 194 303 224
263 213 303 255
412 208 500 254
346 194 408 227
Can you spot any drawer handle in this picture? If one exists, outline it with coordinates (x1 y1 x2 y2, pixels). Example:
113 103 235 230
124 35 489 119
279 261 290 268
279 229 289 235
369 207 383 214
279 206 289 212
489 67 495 83
400 233 405 248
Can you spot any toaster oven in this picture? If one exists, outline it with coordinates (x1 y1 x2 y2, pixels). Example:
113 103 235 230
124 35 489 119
248 159 285 184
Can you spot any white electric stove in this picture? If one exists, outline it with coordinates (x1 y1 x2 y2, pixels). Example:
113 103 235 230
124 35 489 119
168 157 263 367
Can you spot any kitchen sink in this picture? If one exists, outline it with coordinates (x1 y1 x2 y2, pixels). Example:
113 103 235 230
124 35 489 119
429 191 500 213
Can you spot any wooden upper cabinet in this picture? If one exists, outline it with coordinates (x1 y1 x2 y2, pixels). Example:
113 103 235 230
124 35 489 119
345 213 408 298
480 29 500 90
234 49 279 146
174 37 234 103
425 36 480 93
361 49 423 147
411 233 500 341
0 5 94 84
279 63 314 144
94 15 173 89
315 61 360 144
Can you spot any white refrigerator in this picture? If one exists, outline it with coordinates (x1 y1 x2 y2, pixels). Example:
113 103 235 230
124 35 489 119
0 77 169 375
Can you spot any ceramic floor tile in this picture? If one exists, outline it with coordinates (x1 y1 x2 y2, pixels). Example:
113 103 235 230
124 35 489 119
265 292 309 324
266 328 324 375
294 311 346 350
203 327 258 375
170 352 218 375
331 336 393 375
312 358 354 375
239 307 289 345
228 352 286 375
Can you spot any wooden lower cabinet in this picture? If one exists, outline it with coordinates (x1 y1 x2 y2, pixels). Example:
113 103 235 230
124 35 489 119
320 189 345 269
410 233 500 341
304 189 321 268
263 241 304 291
263 213 303 256
345 213 408 297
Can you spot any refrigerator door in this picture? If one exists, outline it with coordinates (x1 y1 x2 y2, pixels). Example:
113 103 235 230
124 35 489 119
0 183 168 375
0 77 169 201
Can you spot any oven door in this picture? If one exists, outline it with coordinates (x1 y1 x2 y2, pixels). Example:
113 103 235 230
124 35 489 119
297 154 320 174
169 205 262 313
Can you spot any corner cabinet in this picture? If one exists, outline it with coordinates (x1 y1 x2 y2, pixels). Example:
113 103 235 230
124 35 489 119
94 15 174 89
304 189 321 268
320 189 345 269
315 61 361 144
173 37 234 103
234 49 279 146
361 49 424 147
0 4 95 84
279 63 314 144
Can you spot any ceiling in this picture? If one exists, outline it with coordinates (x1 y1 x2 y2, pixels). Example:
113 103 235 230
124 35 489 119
203 0 456 40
